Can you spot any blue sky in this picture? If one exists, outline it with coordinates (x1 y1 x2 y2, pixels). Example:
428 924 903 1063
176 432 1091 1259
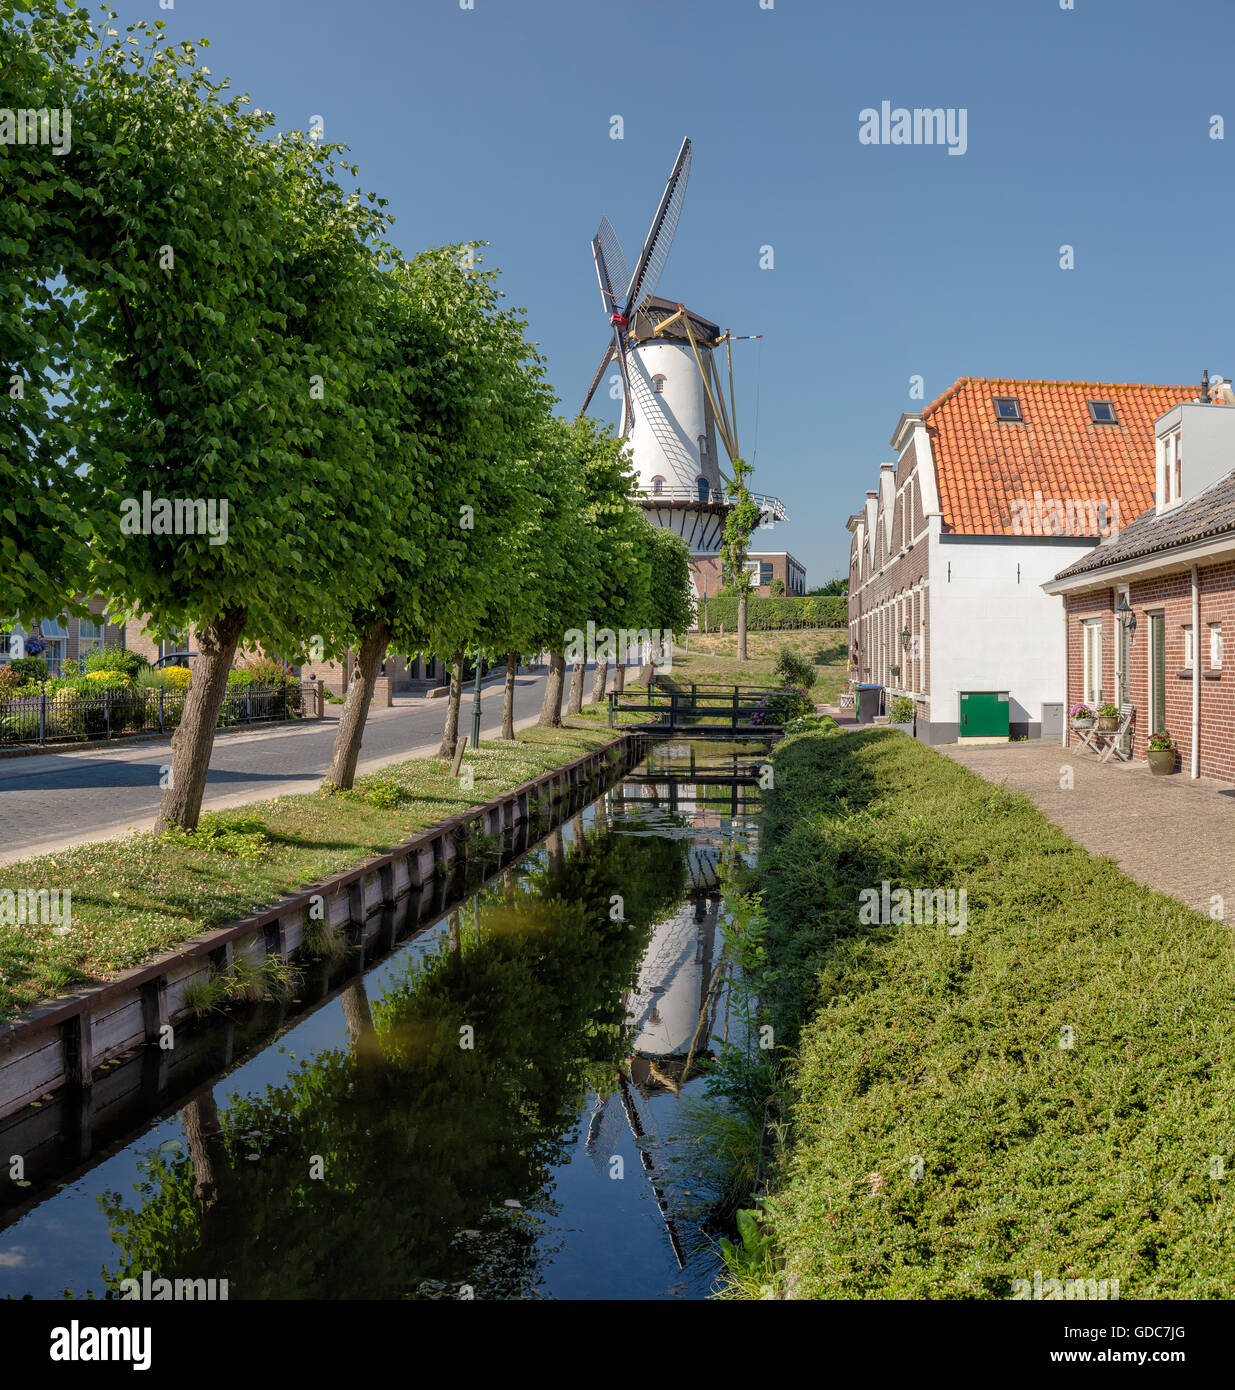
109 0 1235 584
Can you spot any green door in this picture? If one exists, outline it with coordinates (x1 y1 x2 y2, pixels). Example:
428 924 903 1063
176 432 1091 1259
959 691 1010 738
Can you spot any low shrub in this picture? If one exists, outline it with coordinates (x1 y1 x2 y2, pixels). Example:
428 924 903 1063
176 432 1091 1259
889 695 915 723
7 656 47 683
83 647 148 680
773 645 817 690
740 729 1235 1299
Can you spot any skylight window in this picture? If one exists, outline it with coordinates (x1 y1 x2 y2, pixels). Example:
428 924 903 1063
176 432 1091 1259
993 396 1022 422
1088 400 1118 424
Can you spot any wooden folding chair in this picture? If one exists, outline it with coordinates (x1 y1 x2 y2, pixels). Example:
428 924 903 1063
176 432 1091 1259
1074 722 1103 757
1098 704 1134 763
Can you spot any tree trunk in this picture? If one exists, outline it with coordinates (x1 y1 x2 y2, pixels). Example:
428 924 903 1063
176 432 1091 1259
341 978 382 1074
437 648 465 758
501 649 518 739
591 657 609 703
546 825 566 884
738 591 748 662
448 909 463 981
153 607 247 833
612 662 626 694
325 619 390 790
566 661 585 715
183 1090 229 1209
538 649 565 727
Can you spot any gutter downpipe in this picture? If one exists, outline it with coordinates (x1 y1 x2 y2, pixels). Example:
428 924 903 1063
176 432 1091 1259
1191 566 1201 779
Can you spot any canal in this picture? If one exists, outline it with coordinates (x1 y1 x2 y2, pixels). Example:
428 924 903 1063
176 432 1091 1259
0 737 768 1300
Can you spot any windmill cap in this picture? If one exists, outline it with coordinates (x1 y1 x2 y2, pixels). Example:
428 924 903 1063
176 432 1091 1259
630 296 720 343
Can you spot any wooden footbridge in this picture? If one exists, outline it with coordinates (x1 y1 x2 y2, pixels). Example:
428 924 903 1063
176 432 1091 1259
607 682 786 736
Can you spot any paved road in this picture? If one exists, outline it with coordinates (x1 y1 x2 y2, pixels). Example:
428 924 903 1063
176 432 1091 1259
0 669 595 865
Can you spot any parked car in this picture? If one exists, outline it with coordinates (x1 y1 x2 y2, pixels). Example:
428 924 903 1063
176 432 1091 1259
153 651 197 670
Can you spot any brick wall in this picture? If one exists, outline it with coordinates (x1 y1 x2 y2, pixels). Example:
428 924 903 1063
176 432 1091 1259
848 435 931 719
1064 559 1235 780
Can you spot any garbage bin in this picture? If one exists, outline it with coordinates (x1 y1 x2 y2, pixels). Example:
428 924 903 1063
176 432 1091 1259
856 683 885 725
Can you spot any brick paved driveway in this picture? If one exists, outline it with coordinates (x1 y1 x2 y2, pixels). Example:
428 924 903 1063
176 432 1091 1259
940 742 1235 918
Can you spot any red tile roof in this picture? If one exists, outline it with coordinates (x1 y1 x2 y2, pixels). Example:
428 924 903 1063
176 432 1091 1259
923 378 1197 534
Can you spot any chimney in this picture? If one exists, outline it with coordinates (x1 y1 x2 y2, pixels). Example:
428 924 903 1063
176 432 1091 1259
1201 367 1209 403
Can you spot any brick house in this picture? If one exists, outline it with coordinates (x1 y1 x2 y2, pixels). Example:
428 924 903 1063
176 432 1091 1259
1045 398 1235 781
0 596 125 675
847 378 1195 743
693 549 808 598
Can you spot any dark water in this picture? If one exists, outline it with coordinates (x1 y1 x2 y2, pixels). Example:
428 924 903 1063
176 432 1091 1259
0 739 767 1300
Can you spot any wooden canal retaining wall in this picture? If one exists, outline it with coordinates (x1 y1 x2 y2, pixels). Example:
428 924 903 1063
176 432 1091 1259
0 731 647 1128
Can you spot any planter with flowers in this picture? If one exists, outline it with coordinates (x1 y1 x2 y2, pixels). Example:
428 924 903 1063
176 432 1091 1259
1096 702 1119 733
1070 702 1094 731
1147 731 1176 775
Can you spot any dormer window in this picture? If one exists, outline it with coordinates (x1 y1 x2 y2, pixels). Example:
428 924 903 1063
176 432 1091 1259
993 396 1022 422
1088 400 1118 424
651 375 666 394
697 434 708 456
1159 428 1183 507
651 475 665 495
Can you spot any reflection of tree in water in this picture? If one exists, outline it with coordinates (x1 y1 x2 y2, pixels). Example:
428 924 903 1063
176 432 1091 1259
96 824 689 1300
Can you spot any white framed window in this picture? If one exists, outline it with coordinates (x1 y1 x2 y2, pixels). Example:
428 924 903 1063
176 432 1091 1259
651 375 665 394
1160 429 1183 506
1183 624 1195 669
1082 619 1103 708
78 616 105 658
1210 622 1223 669
650 475 665 495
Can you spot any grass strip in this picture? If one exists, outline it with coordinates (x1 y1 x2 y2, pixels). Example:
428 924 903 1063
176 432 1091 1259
0 725 617 1022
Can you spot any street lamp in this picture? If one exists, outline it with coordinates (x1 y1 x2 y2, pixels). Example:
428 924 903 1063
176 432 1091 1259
900 626 911 650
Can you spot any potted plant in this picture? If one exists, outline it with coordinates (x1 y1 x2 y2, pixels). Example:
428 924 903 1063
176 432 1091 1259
1070 702 1094 730
889 664 901 682
1096 702 1119 732
889 695 916 735
1147 731 1176 775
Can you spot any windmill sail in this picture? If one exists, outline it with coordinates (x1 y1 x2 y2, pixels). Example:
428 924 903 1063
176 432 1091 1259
624 136 691 315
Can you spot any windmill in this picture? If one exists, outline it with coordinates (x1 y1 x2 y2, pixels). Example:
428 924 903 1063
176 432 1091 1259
579 138 786 590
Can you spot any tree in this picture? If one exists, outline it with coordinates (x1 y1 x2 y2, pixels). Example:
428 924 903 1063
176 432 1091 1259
808 577 848 597
22 10 392 830
323 245 548 785
718 457 761 662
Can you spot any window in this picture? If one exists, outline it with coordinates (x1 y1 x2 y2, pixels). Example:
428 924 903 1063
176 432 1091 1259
1148 612 1166 733
993 396 1022 422
759 561 773 586
696 475 710 502
650 475 665 495
1183 624 1195 669
78 616 105 658
651 375 665 394
1210 622 1223 669
1160 429 1183 506
1088 400 1118 424
1082 619 1103 708
697 433 708 457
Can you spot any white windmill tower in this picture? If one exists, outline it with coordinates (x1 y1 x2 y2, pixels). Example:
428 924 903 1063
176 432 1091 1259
579 138 787 597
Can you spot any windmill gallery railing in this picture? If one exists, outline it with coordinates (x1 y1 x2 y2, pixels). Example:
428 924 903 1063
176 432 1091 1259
608 682 790 736
634 484 789 521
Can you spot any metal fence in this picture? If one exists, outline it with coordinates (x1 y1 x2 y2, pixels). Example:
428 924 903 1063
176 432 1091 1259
0 681 305 747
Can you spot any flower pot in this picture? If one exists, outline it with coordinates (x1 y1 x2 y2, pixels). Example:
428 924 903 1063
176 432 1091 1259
1147 747 1176 775
1097 715 1118 732
1071 717 1093 731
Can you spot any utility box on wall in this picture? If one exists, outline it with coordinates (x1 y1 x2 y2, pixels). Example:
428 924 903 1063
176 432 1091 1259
958 690 1010 741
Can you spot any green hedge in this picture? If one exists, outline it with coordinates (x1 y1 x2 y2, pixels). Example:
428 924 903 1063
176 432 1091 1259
752 729 1235 1298
698 594 847 631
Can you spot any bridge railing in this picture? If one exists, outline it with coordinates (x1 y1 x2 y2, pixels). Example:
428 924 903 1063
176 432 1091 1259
608 682 790 733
